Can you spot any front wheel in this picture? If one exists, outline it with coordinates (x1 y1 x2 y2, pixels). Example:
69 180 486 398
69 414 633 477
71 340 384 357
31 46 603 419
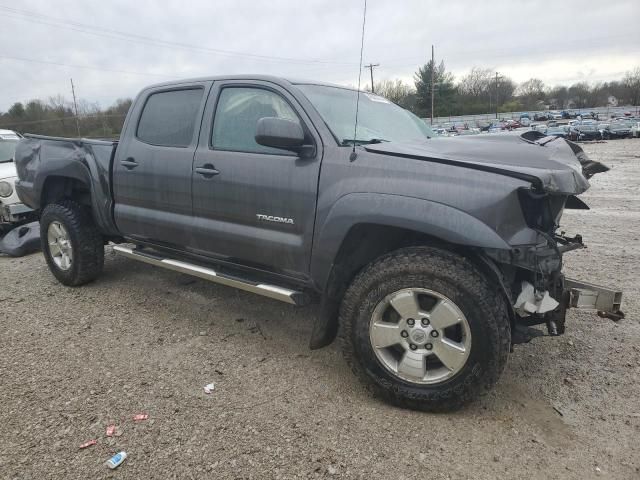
339 246 511 411
40 200 104 286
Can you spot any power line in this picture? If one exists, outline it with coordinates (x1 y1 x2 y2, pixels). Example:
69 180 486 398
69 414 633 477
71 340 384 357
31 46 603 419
0 5 356 67
0 53 174 78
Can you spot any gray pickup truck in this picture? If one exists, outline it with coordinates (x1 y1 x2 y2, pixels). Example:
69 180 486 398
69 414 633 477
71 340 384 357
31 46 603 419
14 75 623 411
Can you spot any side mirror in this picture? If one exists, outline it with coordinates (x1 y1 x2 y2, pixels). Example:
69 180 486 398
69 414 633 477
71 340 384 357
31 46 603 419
255 117 305 151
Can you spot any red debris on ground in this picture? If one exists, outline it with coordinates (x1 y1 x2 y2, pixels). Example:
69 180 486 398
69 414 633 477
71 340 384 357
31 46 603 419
79 439 97 449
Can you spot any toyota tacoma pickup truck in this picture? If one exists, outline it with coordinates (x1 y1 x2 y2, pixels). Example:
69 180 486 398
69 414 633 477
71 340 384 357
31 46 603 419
14 75 623 411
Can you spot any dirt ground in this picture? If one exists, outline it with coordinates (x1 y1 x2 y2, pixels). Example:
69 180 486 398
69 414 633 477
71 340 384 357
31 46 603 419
1 139 639 479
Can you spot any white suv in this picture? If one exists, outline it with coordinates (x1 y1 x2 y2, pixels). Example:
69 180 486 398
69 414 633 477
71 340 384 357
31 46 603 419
0 129 34 233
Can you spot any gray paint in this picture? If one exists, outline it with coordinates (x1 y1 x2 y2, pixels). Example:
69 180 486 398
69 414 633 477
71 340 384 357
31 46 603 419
14 75 597 296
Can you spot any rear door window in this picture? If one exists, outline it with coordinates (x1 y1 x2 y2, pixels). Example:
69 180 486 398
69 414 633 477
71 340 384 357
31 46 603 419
137 88 204 147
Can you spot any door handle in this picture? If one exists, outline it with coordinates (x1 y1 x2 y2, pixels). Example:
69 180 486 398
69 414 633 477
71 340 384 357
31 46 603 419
120 157 138 169
195 164 220 178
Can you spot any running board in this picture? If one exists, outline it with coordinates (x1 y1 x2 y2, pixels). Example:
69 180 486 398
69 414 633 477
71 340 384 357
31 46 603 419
112 245 305 305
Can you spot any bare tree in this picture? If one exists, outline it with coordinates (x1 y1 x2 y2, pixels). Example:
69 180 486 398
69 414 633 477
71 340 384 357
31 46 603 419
458 68 493 98
372 79 415 108
568 82 591 109
623 66 640 106
517 78 546 109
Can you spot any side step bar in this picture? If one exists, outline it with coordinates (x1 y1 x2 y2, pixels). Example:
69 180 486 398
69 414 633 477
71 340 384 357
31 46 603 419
112 245 306 306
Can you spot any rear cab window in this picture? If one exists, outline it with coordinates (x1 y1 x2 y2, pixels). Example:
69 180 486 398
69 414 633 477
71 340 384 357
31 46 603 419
137 88 204 147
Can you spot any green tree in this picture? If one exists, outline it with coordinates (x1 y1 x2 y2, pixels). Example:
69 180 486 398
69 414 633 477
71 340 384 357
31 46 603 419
7 102 25 118
414 60 456 118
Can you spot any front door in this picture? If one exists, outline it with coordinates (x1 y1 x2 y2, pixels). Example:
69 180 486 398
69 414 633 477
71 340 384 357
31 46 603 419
190 81 322 277
113 83 210 245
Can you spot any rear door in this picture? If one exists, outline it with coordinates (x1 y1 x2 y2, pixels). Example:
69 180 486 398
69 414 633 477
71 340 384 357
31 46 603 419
190 80 322 277
113 82 210 245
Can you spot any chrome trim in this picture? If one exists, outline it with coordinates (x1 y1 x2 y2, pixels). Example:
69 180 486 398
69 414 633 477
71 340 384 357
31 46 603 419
113 245 302 305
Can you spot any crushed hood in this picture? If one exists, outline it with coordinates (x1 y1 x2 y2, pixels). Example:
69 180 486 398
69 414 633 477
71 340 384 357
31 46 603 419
364 133 608 195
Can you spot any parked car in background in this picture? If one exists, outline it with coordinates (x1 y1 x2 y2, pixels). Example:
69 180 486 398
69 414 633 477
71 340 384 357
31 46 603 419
432 127 449 137
549 111 563 120
545 126 568 138
534 112 549 121
476 121 492 132
570 122 601 141
0 129 35 233
602 121 632 139
519 117 531 127
561 110 577 119
531 123 547 134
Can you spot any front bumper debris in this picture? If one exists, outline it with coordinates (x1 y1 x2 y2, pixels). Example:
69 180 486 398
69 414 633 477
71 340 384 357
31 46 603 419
564 277 624 321
512 276 624 343
1 202 34 225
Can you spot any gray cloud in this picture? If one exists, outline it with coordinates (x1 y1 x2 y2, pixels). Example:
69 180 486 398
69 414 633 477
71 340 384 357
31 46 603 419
1 0 638 110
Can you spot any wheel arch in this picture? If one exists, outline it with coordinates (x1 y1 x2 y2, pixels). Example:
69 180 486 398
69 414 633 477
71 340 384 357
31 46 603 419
309 193 513 349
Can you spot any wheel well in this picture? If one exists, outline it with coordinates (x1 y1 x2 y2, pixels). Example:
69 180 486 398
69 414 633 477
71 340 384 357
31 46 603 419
310 223 513 350
325 224 451 301
328 223 514 314
41 176 91 208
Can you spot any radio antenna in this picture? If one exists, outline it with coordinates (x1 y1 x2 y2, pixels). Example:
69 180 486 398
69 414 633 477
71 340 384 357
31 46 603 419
350 0 367 162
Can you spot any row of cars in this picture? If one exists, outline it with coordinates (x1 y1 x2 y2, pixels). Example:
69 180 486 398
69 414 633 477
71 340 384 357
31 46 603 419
434 116 640 141
533 110 601 121
0 129 35 234
533 118 640 141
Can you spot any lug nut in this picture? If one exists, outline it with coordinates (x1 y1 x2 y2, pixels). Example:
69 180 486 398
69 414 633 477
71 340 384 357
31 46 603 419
409 344 417 350
421 318 430 326
425 343 433 350
430 330 439 338
407 318 415 326
401 330 409 338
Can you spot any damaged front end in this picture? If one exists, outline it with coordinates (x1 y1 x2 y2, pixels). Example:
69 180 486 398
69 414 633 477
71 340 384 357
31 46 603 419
485 139 624 343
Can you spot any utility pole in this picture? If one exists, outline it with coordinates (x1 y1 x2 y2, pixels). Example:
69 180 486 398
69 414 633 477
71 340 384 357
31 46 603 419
70 78 81 137
495 72 499 119
364 63 379 93
430 45 435 125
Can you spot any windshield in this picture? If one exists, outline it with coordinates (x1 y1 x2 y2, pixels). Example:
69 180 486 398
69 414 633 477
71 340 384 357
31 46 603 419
296 84 434 144
0 139 18 163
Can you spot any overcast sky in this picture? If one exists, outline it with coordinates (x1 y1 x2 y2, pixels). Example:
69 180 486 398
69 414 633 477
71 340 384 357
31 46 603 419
1 0 638 111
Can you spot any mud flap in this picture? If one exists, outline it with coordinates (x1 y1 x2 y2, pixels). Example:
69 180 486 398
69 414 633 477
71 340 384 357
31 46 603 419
0 221 41 257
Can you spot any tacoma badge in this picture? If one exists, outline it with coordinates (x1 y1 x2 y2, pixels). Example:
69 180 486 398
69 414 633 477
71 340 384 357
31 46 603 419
256 214 294 225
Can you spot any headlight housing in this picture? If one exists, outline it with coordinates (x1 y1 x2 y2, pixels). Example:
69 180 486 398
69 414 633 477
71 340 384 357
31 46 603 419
0 180 14 198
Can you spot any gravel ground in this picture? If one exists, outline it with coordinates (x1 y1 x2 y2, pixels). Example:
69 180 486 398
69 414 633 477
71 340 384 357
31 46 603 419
1 139 639 479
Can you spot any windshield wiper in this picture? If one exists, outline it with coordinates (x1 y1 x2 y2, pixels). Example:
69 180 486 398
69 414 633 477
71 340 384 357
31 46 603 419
341 138 389 146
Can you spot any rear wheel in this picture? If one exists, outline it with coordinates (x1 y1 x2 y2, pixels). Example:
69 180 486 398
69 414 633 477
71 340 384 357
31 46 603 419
40 200 104 286
339 246 511 411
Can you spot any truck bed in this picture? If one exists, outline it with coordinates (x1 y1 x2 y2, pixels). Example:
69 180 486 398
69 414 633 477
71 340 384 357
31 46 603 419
14 134 119 235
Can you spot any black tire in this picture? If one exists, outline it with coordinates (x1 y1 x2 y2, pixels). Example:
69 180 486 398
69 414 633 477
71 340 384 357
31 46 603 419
339 246 511 412
40 200 104 286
